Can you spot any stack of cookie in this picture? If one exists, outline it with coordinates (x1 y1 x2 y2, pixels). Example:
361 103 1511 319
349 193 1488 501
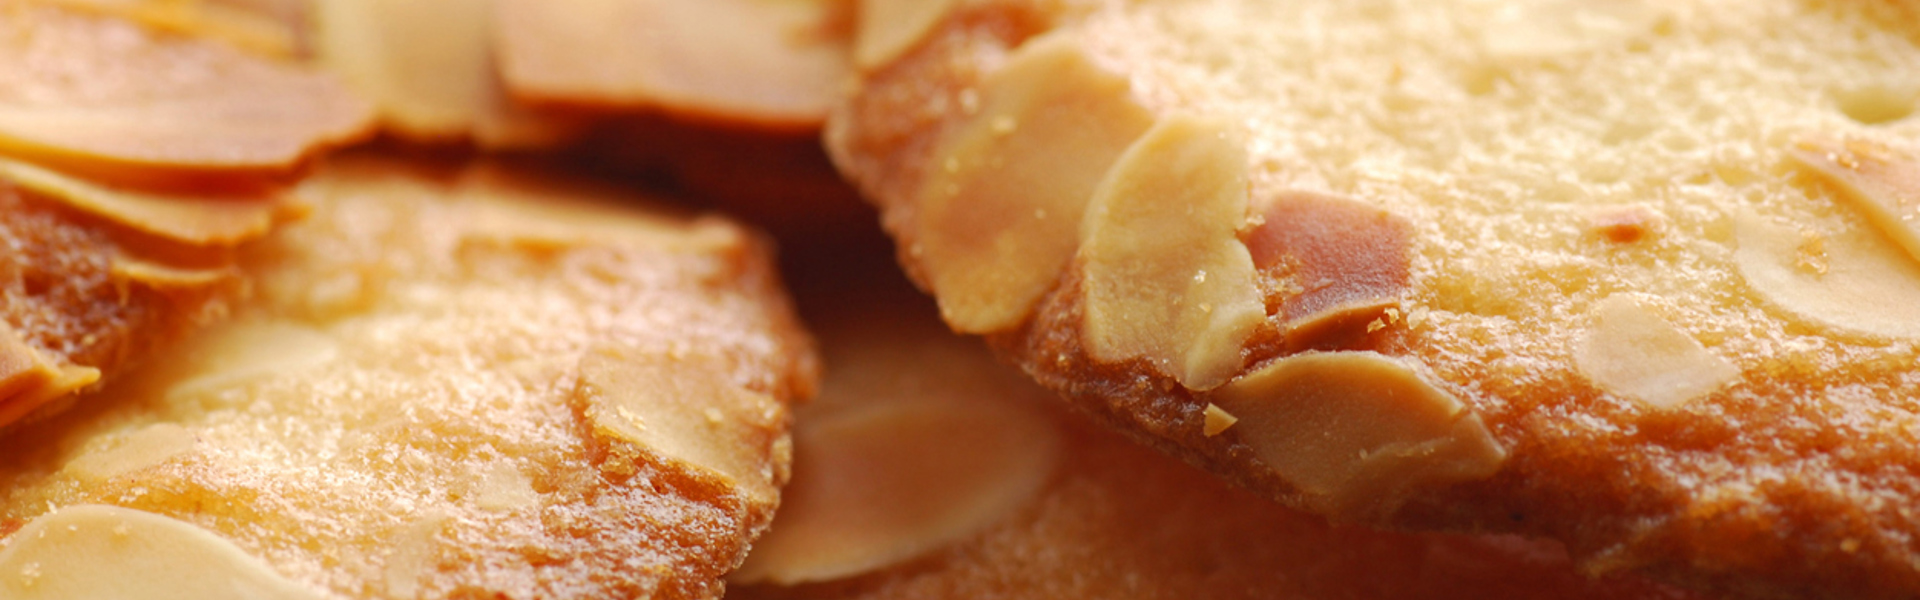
3 1 1918 599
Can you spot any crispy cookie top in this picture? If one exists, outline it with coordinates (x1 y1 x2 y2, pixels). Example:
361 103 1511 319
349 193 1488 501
826 0 1920 598
0 156 816 600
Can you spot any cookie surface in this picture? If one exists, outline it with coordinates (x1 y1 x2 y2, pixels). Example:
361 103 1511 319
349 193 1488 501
729 279 1694 600
826 0 1920 597
0 3 370 428
0 156 816 599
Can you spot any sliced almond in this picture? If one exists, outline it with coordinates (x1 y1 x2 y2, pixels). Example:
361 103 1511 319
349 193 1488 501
1479 0 1665 60
1210 352 1506 519
0 324 100 429
471 462 539 512
1788 138 1920 265
1078 115 1263 391
1203 403 1238 437
576 349 784 500
110 257 242 295
0 157 296 247
382 510 450 599
1573 295 1738 409
0 505 326 600
915 34 1157 333
731 398 1060 585
495 0 848 129
315 0 578 147
38 0 300 57
59 423 198 483
0 2 370 175
164 321 340 402
1247 192 1414 350
1733 211 1920 339
853 0 955 69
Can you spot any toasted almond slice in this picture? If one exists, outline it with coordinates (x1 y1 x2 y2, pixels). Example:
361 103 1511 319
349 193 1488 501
853 0 955 69
1574 295 1739 409
1789 138 1920 265
162 320 340 402
577 349 786 501
1211 352 1506 519
1079 115 1263 390
495 0 848 129
1733 211 1920 339
0 505 326 600
915 34 1157 333
59 423 197 483
0 323 101 430
1202 403 1238 436
37 0 300 56
1248 192 1414 350
0 2 370 175
314 0 578 148
0 157 295 246
110 257 242 295
1479 0 1665 60
382 510 451 599
731 397 1060 585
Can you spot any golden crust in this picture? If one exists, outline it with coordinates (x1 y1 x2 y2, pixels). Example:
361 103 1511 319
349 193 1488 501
0 156 817 599
825 2 1920 598
733 283 1694 600
0 181 250 429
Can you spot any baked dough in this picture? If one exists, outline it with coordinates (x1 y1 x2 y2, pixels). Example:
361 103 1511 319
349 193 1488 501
729 283 1694 600
0 2 370 428
825 0 1920 597
0 156 816 599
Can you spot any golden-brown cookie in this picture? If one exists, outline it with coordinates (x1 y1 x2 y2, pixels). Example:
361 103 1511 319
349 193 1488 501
0 155 816 599
0 2 371 428
728 280 1694 600
826 1 1920 597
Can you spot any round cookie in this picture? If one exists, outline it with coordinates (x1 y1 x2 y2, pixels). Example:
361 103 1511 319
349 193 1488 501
729 280 1694 600
0 155 816 600
826 1 1920 597
0 2 371 428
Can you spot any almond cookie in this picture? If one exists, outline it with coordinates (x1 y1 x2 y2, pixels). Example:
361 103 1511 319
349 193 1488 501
0 1 370 427
729 283 1692 600
827 1 1920 597
0 156 816 600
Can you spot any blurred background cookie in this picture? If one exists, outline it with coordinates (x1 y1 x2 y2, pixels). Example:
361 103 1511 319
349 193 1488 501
0 155 816 599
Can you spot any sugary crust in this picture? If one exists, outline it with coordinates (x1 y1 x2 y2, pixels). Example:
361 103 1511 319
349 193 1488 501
0 183 246 429
825 1 1920 598
0 157 818 600
734 280 1693 600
